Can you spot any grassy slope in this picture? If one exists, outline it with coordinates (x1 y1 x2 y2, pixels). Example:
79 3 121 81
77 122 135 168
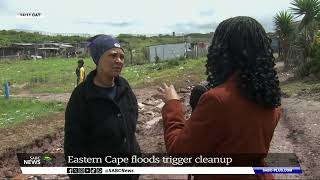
0 98 64 128
0 58 96 93
281 79 320 100
0 57 207 93
124 58 207 88
1 57 319 97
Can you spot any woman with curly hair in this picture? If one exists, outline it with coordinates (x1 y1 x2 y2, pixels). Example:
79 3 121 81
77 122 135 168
157 16 282 180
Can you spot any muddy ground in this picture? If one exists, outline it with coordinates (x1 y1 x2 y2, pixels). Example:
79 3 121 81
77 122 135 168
0 64 319 180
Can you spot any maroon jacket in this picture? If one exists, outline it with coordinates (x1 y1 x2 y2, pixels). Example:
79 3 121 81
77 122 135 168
162 76 282 180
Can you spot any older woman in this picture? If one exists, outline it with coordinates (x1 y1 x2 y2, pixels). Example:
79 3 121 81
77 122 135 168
158 16 282 180
64 35 140 180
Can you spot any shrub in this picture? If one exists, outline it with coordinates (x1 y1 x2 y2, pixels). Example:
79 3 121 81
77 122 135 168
310 42 320 75
295 61 312 78
167 59 180 67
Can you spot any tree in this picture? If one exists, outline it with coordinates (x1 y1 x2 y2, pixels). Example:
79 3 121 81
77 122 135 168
274 11 295 67
291 0 320 60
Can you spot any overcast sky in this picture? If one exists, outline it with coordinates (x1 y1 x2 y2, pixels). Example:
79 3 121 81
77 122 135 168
0 0 292 35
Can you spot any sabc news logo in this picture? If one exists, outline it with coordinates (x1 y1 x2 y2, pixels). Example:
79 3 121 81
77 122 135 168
23 154 54 165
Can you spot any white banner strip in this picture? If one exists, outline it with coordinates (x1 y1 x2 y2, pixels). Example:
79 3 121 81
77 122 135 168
21 167 255 174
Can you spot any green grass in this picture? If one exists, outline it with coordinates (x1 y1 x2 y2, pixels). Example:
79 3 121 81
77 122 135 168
2 56 320 97
0 97 64 128
281 79 320 97
123 58 207 88
0 58 96 93
0 57 207 94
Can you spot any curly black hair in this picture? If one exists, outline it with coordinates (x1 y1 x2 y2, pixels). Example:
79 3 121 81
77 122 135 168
206 16 281 108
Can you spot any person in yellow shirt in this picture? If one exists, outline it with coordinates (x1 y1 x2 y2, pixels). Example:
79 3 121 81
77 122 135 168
76 59 85 85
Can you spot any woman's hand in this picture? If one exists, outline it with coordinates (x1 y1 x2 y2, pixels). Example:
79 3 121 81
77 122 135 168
156 83 180 103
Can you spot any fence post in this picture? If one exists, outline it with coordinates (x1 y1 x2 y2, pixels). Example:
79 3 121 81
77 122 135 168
4 80 10 99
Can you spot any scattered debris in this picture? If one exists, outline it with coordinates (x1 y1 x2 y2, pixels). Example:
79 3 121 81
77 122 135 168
156 102 165 109
145 117 162 129
179 88 189 93
144 111 155 116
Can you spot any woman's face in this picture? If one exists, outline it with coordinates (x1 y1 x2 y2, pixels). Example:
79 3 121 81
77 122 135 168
97 48 125 78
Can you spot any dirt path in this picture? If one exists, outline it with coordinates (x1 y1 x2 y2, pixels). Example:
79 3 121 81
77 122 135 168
269 97 320 179
271 98 320 179
12 93 71 103
270 62 320 179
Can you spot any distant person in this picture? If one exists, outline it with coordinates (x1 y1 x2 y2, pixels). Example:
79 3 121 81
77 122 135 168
64 34 140 180
75 59 85 85
157 16 283 180
155 55 160 63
